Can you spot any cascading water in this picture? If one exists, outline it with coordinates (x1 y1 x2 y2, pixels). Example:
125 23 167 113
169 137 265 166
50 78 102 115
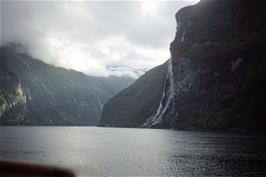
142 19 197 127
142 56 196 127
148 58 176 126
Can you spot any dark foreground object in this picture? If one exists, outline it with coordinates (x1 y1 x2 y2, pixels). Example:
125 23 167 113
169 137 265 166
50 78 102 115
0 160 75 177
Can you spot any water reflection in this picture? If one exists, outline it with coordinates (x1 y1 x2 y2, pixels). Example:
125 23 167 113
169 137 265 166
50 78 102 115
1 127 266 176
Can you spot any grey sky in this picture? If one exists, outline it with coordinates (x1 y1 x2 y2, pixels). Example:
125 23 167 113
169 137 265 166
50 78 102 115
1 0 199 77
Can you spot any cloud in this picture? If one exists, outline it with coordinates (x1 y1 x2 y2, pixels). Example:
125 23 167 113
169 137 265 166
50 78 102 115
1 0 198 77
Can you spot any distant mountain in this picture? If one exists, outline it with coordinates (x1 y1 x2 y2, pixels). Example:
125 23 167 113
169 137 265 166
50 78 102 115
99 0 266 131
0 44 134 125
99 62 167 127
106 65 147 78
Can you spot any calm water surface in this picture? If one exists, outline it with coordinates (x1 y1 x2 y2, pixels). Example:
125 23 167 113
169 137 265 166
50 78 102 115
0 127 266 177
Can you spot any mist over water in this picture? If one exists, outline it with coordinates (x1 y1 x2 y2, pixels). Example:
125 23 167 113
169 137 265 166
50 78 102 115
1 127 266 177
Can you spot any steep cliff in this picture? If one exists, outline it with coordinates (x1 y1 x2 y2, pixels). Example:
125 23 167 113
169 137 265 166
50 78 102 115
0 68 28 124
99 0 266 131
0 44 134 125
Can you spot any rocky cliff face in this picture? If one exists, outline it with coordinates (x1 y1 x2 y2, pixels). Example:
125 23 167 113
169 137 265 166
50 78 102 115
145 0 266 131
0 68 28 124
99 0 266 131
0 44 134 125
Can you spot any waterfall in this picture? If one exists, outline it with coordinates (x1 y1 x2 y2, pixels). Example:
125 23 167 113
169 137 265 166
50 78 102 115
92 94 103 111
150 58 175 125
141 56 196 127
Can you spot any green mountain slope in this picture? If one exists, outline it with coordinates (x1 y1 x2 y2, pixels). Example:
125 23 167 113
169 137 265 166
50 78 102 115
99 62 168 127
0 44 134 125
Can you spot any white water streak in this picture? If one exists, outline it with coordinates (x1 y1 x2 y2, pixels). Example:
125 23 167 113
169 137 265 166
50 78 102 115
151 58 175 125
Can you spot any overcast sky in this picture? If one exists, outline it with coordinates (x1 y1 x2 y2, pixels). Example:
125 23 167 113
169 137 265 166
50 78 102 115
1 0 199 77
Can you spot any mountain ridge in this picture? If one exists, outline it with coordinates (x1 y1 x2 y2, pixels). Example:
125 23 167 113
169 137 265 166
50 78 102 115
0 44 134 125
99 61 168 127
99 0 266 131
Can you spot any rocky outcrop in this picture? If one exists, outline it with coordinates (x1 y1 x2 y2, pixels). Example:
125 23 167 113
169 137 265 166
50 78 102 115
0 44 134 125
145 0 266 131
0 69 28 125
99 0 266 131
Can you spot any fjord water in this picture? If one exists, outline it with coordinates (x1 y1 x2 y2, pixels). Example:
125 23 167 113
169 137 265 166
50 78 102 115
0 127 266 177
